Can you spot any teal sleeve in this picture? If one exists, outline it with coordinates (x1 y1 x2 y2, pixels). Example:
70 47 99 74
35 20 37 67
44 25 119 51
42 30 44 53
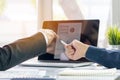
86 46 120 69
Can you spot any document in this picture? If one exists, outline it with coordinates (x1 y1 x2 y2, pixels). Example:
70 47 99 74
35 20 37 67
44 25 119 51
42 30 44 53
54 23 82 60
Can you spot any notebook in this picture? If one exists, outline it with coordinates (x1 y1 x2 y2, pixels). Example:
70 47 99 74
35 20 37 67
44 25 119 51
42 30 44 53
21 19 99 67
57 68 116 80
58 68 116 76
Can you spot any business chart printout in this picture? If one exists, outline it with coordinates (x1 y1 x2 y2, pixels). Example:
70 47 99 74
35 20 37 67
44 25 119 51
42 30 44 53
54 23 82 60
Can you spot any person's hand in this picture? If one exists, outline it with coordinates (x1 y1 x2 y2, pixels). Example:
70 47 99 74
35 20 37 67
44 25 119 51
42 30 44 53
64 39 90 60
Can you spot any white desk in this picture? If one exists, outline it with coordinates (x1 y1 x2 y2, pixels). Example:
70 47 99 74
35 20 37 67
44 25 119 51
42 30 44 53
5 64 120 80
1 57 120 80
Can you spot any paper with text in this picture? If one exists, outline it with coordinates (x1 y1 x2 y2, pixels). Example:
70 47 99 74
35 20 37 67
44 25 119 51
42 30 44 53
54 23 82 60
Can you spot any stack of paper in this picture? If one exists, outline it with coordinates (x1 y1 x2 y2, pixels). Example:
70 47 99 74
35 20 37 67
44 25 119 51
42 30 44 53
57 68 117 80
58 68 117 76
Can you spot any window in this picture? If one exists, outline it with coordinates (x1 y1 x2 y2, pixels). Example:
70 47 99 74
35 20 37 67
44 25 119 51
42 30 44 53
0 0 38 46
1 0 115 48
52 0 112 48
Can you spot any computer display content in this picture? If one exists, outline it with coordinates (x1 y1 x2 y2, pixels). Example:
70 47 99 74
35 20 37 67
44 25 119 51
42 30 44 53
38 20 99 62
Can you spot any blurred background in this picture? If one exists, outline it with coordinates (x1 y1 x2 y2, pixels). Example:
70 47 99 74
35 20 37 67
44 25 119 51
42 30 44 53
0 0 119 48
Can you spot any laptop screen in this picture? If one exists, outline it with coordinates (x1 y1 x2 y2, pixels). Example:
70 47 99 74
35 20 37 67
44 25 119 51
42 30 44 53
38 20 99 62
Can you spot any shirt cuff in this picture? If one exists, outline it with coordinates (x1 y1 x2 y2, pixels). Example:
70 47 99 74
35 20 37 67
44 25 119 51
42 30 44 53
39 31 48 45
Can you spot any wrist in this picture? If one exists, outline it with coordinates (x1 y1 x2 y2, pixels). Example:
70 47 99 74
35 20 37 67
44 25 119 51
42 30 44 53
83 44 90 57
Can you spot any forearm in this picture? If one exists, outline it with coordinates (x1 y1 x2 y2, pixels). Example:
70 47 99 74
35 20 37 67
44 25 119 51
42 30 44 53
0 32 47 70
86 46 120 69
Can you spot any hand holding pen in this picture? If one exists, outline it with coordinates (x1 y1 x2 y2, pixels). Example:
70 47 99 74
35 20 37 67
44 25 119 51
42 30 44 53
60 40 76 59
61 39 89 60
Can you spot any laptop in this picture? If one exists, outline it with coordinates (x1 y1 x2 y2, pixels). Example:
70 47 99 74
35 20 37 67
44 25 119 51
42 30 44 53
21 19 99 67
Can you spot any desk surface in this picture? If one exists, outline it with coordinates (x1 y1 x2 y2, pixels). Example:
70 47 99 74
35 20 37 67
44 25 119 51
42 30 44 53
9 66 120 80
5 64 120 80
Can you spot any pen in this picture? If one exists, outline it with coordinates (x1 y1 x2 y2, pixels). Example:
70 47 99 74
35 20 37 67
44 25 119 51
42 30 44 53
60 40 67 46
61 40 76 55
